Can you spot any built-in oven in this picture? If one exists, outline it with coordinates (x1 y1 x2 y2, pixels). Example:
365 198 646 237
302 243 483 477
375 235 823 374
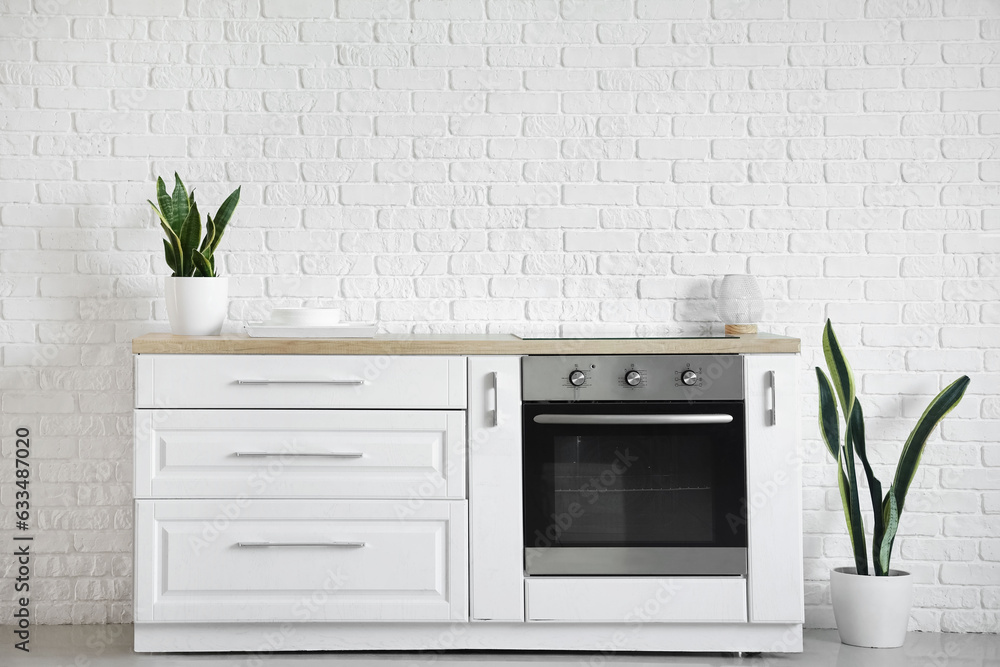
522 354 746 577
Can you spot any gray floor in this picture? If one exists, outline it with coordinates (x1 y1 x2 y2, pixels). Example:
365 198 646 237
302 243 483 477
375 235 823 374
1 626 998 666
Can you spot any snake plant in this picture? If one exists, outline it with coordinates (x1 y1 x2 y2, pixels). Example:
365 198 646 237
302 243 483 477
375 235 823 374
816 320 970 576
148 173 240 278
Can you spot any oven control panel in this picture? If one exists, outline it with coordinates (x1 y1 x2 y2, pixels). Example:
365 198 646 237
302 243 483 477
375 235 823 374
522 355 744 402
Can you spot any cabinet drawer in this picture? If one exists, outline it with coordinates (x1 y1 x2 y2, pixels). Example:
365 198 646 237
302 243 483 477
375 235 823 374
134 410 465 499
134 355 467 409
525 577 747 623
134 499 468 623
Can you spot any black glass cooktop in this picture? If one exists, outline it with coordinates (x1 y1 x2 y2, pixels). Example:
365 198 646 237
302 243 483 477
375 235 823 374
519 335 738 340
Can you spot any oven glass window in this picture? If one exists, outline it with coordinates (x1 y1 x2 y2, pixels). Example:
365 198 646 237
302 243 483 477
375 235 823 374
524 402 746 550
552 434 714 544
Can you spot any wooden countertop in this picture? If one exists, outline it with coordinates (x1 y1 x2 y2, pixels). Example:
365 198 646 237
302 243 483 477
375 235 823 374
131 332 800 355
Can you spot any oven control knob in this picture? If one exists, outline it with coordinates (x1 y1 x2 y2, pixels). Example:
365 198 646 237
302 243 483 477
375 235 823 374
625 370 642 387
681 370 699 386
569 370 586 387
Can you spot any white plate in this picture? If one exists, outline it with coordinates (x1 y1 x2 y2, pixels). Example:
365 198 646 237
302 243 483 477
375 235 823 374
268 307 341 326
245 322 378 339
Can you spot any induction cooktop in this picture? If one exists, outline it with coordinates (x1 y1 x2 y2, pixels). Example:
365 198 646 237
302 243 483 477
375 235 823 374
519 335 738 340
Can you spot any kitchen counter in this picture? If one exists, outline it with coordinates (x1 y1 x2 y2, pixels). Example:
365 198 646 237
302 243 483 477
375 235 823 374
131 332 803 653
131 332 800 355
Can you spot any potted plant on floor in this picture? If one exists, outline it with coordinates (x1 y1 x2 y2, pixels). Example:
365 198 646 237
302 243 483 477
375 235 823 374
149 174 240 336
816 320 970 648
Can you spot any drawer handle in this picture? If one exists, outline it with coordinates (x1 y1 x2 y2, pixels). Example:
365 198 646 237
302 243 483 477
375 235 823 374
492 370 500 428
768 370 777 426
235 379 365 386
533 414 734 425
234 452 364 459
236 541 367 548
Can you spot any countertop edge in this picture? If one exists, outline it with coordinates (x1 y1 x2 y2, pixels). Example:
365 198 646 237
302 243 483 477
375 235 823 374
131 333 801 355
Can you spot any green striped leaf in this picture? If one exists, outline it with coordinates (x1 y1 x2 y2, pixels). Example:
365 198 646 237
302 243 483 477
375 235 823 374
155 176 173 226
200 213 215 254
192 249 214 277
169 173 190 234
147 199 168 227
878 492 899 574
822 319 855 421
836 444 867 575
162 239 177 274
842 414 868 575
209 186 240 256
178 200 201 277
836 446 851 543
891 375 971 513
160 221 183 277
816 368 840 461
849 398 886 575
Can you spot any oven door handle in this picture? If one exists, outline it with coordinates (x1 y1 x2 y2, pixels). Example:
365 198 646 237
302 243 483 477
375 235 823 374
532 414 734 425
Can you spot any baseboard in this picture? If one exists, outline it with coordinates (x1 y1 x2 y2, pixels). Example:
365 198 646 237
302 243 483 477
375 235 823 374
133 621 803 654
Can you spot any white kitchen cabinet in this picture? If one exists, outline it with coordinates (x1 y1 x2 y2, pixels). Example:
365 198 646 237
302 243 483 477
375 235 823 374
467 356 524 621
133 354 471 634
744 354 804 623
134 409 466 499
134 499 468 622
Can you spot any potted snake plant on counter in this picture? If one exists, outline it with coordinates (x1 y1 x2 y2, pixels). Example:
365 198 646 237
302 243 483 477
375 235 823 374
816 320 970 648
149 174 240 335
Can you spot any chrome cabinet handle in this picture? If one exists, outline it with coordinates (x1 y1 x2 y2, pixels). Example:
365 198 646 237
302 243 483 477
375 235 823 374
236 541 366 548
768 370 777 427
492 371 499 428
235 379 365 385
533 414 733 425
234 452 363 459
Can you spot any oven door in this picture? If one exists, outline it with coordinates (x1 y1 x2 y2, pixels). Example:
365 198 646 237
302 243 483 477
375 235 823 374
523 401 747 576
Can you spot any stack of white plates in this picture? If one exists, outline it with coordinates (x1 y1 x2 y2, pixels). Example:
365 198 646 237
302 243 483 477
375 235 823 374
246 308 377 338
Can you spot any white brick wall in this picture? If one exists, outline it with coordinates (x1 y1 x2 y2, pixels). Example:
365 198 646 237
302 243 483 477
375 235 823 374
0 0 997 632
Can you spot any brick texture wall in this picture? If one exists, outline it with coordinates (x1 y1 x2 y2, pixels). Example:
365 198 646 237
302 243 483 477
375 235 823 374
0 0 998 631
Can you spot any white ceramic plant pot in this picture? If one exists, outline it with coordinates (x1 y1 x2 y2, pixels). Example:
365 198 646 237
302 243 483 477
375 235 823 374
831 567 913 649
165 276 228 336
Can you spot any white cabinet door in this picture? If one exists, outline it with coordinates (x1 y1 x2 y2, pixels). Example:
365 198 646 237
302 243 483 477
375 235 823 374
134 354 467 409
744 354 804 623
135 499 468 622
467 356 524 621
134 409 465 499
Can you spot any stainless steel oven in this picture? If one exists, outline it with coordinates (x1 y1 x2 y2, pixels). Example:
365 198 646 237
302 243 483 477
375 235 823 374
522 354 746 576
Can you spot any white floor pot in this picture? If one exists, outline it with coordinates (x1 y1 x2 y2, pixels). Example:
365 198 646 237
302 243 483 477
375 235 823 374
830 567 913 649
164 276 228 336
